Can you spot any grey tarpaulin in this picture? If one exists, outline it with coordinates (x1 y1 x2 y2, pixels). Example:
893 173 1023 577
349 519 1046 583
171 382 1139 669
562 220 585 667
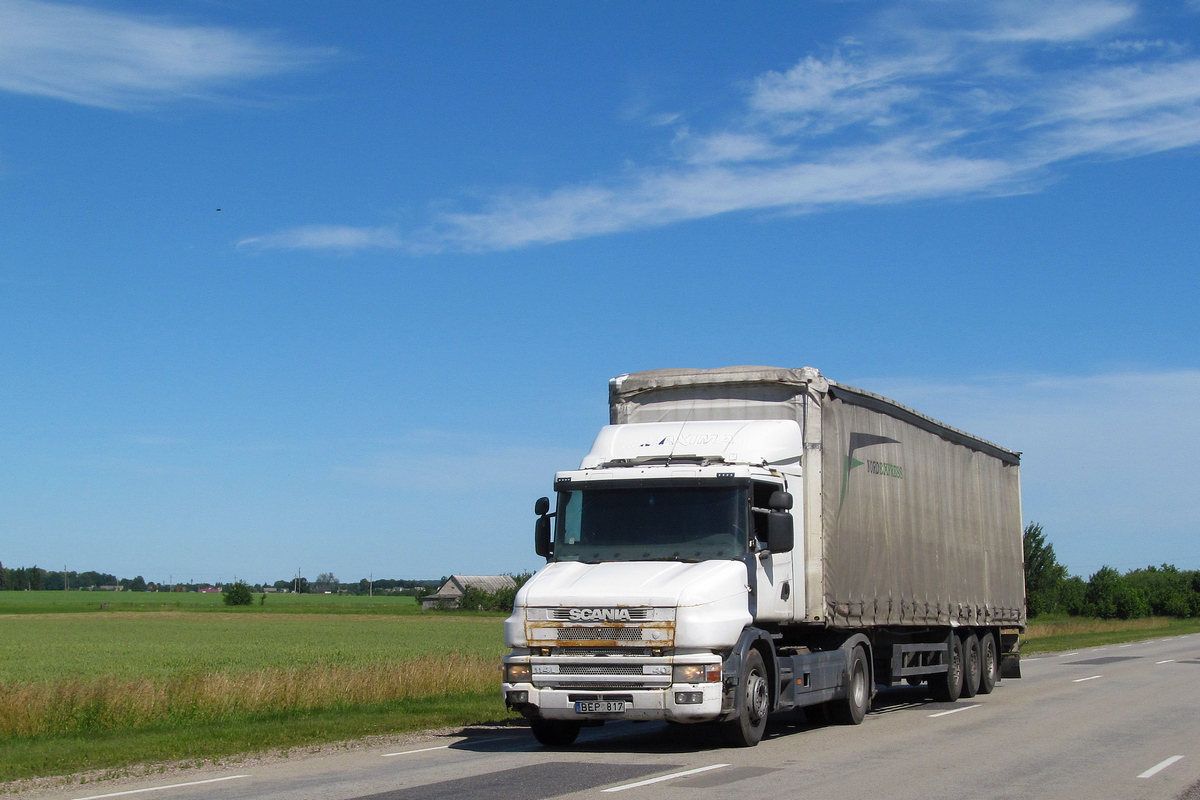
609 366 1026 630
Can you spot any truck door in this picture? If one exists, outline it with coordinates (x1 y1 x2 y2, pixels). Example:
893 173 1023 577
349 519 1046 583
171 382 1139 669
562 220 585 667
751 480 794 622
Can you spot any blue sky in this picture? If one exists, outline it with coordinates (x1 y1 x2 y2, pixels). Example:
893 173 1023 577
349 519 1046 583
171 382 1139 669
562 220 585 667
2 0 1199 585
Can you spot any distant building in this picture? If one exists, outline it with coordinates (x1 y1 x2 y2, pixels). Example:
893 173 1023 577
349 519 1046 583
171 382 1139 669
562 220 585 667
198 585 220 593
422 575 517 609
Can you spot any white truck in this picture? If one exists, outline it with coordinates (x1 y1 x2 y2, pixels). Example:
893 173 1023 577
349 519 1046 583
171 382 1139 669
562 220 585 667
502 366 1025 747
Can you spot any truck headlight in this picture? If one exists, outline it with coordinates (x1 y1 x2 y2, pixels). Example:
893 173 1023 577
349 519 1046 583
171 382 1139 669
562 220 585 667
672 664 721 683
504 664 532 683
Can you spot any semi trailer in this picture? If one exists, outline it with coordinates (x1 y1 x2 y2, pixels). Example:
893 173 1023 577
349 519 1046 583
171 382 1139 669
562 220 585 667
502 366 1025 747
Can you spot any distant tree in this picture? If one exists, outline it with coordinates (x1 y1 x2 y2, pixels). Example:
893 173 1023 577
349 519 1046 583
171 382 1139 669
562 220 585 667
129 576 147 592
223 580 254 606
316 572 337 585
0 561 6 590
1023 523 1068 617
1084 566 1123 619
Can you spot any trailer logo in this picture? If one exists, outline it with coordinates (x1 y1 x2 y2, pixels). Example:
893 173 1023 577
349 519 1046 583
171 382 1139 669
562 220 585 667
640 433 732 448
837 432 902 520
568 608 633 622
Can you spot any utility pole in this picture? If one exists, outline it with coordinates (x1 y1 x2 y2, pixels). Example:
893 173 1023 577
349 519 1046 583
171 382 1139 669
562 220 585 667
369 572 373 597
64 565 68 591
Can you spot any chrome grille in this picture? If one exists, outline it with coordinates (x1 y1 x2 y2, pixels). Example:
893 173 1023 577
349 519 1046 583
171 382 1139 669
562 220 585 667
556 627 644 641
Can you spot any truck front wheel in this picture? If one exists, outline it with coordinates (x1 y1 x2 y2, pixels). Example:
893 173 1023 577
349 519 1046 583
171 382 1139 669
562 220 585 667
719 649 770 747
530 719 580 747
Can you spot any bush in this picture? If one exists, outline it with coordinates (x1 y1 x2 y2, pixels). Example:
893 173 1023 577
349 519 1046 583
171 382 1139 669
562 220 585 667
1084 566 1122 619
222 581 254 606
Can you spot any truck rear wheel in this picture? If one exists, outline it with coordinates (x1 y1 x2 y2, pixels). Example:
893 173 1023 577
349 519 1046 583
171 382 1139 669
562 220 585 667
978 633 998 694
828 646 870 725
530 720 580 747
960 633 981 698
719 649 769 747
929 635 963 702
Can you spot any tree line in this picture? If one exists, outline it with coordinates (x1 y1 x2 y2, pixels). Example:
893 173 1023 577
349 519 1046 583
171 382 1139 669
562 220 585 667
0 563 442 595
1024 523 1200 619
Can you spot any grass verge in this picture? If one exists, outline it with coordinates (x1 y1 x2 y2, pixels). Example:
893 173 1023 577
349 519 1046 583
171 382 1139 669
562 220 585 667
0 692 514 784
1022 615 1200 653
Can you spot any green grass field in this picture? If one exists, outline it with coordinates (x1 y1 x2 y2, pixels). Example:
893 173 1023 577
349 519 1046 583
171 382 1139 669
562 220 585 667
0 598 514 783
0 612 505 683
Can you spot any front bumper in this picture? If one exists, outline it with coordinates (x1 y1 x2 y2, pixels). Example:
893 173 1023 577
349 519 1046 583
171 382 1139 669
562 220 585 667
503 682 723 722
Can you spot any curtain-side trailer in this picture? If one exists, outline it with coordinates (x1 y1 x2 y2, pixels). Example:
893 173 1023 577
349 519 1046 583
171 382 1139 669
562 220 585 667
502 366 1026 747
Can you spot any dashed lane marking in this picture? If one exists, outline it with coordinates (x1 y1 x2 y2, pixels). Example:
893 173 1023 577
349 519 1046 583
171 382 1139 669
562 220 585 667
602 764 730 792
1073 675 1102 683
1157 659 1176 664
1139 756 1184 779
71 775 249 800
928 704 980 718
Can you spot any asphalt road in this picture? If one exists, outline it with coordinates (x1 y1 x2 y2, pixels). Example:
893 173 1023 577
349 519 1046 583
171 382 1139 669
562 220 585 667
20 633 1200 800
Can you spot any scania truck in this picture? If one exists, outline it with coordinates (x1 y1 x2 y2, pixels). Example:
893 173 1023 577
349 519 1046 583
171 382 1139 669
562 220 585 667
502 366 1025 747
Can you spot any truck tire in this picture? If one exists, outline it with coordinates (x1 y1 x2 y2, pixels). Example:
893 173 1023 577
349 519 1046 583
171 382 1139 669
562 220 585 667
828 646 870 725
978 632 998 694
929 635 963 702
530 720 581 747
719 649 770 747
960 633 981 699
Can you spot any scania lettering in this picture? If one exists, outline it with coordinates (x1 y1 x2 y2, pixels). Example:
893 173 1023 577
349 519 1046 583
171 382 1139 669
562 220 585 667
501 366 1026 748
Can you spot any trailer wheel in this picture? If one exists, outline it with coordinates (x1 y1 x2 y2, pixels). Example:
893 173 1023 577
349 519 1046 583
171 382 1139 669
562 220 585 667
978 633 998 694
719 649 770 747
829 646 870 725
961 633 981 698
530 720 580 747
929 635 963 702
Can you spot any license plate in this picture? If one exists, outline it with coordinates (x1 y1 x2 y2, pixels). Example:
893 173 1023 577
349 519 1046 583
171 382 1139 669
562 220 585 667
575 701 626 714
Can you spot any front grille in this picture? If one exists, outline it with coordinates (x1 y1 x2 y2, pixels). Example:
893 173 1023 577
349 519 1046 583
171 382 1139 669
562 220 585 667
554 647 656 657
550 608 652 621
557 627 644 641
558 664 647 675
546 682 650 690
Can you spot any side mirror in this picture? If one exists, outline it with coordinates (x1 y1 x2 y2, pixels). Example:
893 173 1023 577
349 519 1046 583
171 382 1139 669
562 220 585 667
534 497 553 558
535 516 552 558
768 490 793 511
767 511 794 553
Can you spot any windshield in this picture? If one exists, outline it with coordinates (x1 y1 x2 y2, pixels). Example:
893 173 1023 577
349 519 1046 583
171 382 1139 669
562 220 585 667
554 484 748 563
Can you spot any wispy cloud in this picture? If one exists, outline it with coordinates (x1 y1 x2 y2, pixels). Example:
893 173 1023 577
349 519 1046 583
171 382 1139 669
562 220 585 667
237 225 401 253
0 0 332 109
244 0 1200 254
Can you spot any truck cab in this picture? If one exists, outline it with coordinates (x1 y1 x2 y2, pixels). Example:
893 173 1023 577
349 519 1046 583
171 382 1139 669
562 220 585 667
501 419 805 746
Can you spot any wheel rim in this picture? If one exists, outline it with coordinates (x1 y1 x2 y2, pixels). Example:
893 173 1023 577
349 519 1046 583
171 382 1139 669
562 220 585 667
851 662 867 708
746 669 769 724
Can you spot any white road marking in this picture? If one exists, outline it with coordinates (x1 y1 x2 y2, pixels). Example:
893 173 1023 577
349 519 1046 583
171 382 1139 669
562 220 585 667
602 764 729 792
1119 644 1133 648
1060 652 1079 657
382 745 450 757
381 736 509 757
71 775 249 800
928 704 980 718
1138 756 1184 779
1073 675 1102 683
1157 659 1175 664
